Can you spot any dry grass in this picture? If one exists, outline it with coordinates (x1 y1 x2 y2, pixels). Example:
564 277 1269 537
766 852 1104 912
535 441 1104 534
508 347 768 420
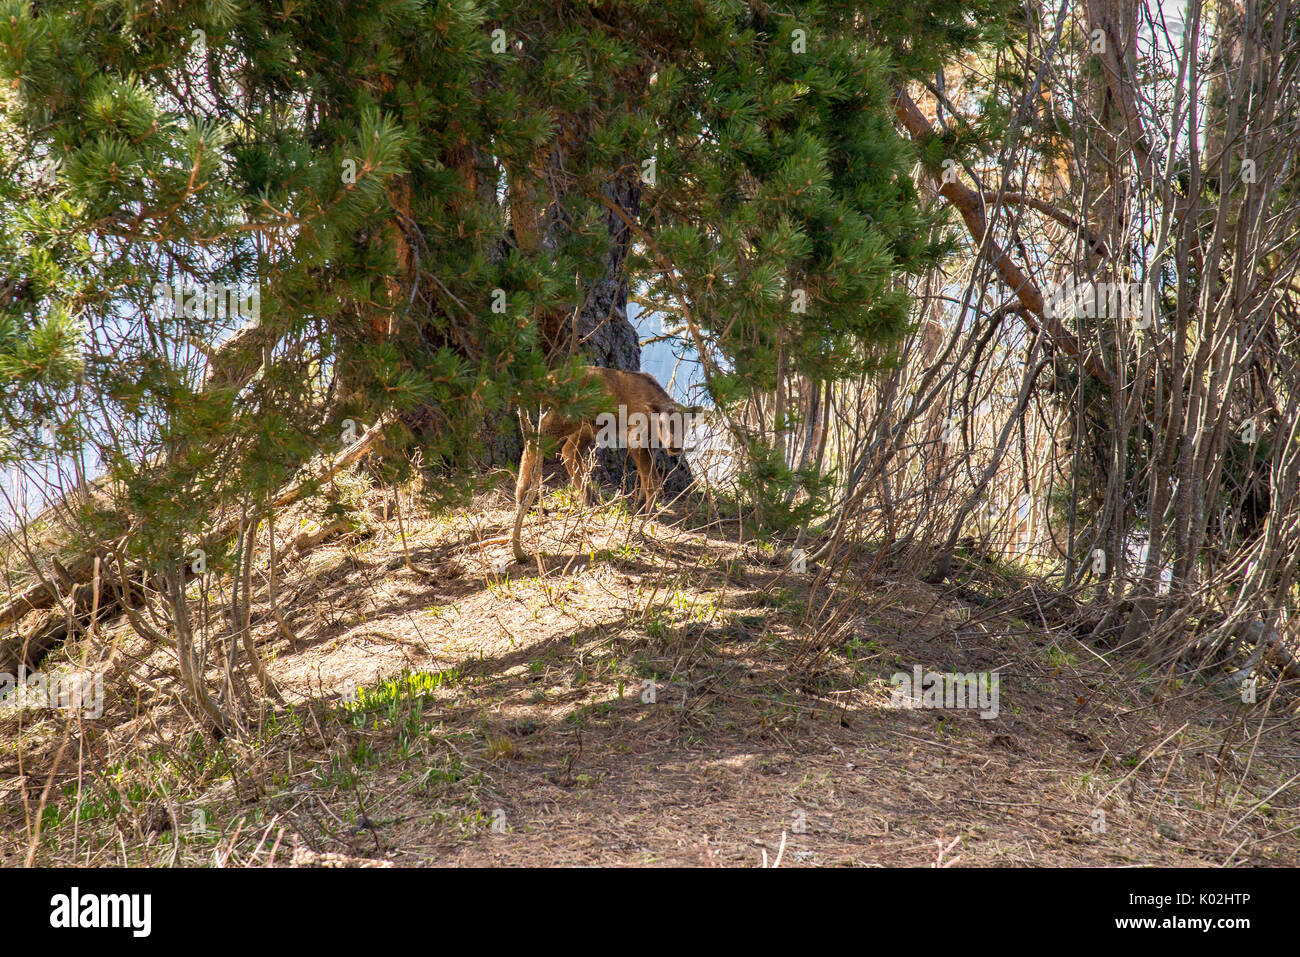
3 471 1299 867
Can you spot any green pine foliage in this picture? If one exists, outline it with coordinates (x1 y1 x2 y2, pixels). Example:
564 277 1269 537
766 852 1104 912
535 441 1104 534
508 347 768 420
0 0 1015 565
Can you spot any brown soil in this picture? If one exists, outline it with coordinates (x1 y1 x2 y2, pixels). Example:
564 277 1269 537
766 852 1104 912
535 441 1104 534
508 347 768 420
3 478 1298 867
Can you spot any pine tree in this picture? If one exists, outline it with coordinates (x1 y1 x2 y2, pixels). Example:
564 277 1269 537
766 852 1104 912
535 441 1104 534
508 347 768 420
0 0 1014 720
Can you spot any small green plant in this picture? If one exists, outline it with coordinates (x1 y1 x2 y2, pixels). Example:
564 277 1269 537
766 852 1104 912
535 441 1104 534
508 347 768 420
757 586 798 611
315 467 374 533
645 608 672 642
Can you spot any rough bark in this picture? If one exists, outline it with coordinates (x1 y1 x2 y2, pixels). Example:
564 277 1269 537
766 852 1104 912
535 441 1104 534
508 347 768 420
584 171 694 500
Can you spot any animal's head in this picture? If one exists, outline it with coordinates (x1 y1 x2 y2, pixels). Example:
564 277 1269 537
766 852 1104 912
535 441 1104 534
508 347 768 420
653 403 705 456
652 405 683 456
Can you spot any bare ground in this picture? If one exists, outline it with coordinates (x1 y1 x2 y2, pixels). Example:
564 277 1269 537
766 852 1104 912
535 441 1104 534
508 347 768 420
3 475 1299 867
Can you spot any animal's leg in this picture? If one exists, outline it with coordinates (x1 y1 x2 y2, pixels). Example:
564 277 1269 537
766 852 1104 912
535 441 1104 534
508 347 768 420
512 438 541 562
631 446 660 515
561 434 590 505
576 431 597 504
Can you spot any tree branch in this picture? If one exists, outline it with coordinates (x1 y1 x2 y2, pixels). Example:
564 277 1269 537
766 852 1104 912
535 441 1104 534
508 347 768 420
891 89 1115 390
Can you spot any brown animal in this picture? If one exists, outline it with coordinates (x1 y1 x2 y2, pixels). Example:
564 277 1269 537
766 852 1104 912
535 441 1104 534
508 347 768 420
511 366 686 561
